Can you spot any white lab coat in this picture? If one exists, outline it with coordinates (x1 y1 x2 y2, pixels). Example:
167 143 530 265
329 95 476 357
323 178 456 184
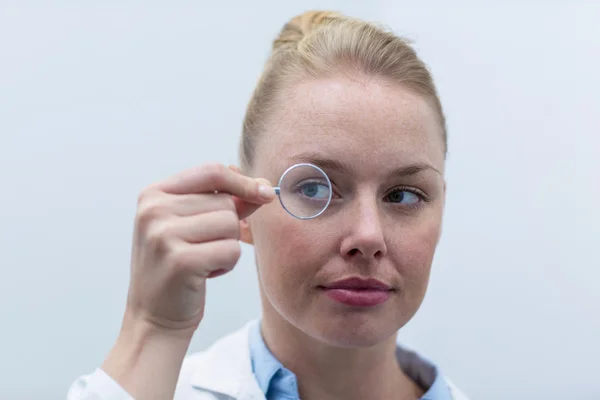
67 320 469 400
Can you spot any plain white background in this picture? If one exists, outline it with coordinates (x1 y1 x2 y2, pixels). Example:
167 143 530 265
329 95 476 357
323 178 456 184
1 1 598 399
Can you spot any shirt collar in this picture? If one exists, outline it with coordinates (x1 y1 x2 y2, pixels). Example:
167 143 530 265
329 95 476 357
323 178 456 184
249 320 454 400
249 319 290 394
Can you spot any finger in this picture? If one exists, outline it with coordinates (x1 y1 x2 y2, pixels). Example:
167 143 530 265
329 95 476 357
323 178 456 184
155 163 275 204
233 197 262 220
207 269 229 279
171 210 240 243
232 178 275 219
227 167 274 218
226 165 270 218
172 239 241 279
167 192 236 217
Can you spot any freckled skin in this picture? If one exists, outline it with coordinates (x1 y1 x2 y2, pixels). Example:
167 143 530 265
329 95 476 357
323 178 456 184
240 75 446 400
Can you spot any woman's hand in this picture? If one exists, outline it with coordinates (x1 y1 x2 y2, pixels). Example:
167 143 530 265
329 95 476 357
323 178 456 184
100 163 274 400
125 163 274 334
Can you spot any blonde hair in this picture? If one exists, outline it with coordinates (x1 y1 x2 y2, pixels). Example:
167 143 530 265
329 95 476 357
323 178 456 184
240 10 447 170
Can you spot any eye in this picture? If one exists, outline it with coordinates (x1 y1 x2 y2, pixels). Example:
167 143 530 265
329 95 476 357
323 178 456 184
385 189 422 205
297 181 331 199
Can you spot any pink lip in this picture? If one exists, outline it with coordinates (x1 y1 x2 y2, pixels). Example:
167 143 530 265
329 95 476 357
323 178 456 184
321 277 392 307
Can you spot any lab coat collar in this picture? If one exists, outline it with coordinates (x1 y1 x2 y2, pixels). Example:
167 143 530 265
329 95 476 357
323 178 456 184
190 320 263 400
189 319 467 400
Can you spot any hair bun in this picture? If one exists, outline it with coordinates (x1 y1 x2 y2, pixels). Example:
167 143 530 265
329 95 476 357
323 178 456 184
272 10 343 52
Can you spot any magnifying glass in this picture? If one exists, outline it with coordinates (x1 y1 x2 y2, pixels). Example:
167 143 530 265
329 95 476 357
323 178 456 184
274 163 332 220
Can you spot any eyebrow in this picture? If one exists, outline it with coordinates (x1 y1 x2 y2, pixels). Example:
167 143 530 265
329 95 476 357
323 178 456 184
289 152 442 178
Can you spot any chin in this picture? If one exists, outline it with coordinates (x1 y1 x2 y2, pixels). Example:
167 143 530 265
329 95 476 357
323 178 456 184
304 311 405 348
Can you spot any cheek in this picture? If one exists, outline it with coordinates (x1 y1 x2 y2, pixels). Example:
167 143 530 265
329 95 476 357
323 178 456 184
250 206 333 297
392 215 442 289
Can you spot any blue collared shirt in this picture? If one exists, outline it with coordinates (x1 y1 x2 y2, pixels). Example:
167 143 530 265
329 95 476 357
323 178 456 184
249 322 454 400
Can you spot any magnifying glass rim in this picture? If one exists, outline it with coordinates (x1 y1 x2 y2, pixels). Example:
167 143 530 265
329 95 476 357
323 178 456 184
274 162 333 220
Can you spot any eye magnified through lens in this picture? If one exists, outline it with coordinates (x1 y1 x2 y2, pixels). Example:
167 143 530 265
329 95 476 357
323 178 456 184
274 163 333 220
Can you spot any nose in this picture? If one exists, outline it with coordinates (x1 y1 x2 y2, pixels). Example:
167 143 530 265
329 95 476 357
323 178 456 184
339 197 387 261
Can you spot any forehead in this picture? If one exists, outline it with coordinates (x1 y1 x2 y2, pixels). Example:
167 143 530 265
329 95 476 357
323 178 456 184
254 75 445 175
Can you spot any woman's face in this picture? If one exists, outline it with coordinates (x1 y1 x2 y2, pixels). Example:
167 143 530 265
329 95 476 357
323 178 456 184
243 75 446 347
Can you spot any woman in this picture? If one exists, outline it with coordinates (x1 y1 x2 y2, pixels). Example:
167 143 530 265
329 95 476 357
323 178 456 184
68 10 469 400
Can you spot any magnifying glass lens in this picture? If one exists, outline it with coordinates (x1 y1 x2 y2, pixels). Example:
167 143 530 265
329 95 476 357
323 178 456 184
278 164 332 219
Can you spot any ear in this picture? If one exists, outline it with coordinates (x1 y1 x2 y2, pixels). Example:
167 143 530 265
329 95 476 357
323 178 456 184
240 217 254 245
230 164 254 245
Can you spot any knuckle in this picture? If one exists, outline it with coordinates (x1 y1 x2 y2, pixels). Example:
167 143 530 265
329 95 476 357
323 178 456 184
202 163 227 187
221 241 241 269
238 179 254 200
219 210 241 239
246 180 259 199
168 247 192 273
137 184 159 206
136 201 167 230
144 221 172 249
216 193 236 212
223 208 240 225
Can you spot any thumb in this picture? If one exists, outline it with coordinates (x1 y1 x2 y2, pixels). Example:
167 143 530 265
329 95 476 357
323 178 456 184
233 178 275 219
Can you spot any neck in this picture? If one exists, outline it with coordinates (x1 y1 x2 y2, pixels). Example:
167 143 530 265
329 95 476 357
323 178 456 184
260 309 423 400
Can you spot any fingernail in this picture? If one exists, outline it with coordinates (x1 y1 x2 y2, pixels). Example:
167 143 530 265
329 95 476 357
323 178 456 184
257 181 274 199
